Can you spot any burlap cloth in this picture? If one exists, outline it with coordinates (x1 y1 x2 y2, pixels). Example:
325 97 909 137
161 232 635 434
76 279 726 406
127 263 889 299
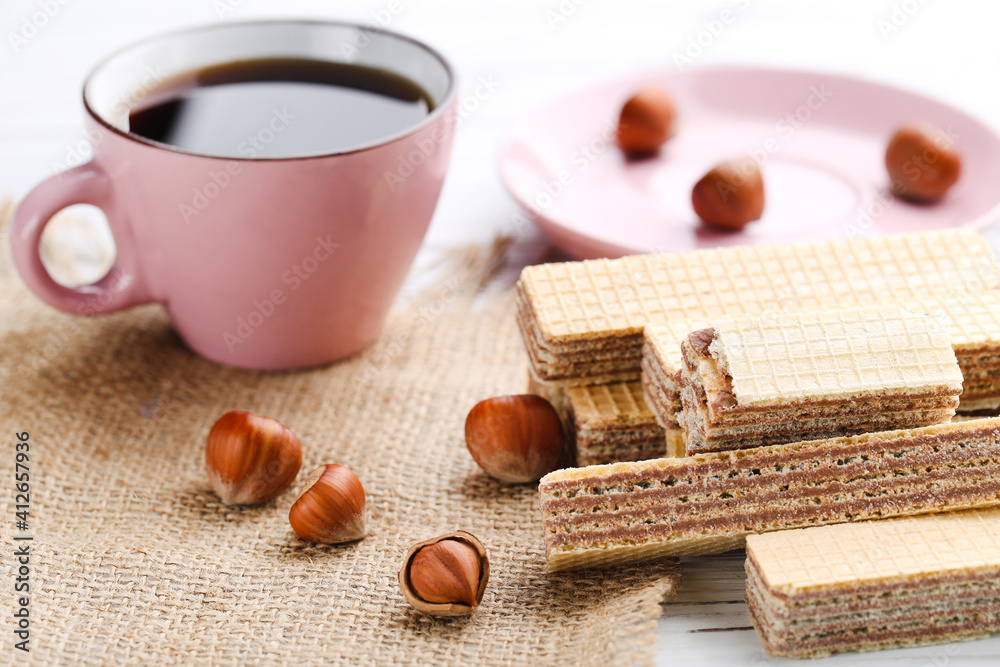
0 213 679 665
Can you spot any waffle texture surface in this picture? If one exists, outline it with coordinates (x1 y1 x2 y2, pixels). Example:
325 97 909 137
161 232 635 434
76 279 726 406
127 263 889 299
520 229 998 344
539 419 1000 570
747 508 1000 592
712 306 964 406
745 509 1000 658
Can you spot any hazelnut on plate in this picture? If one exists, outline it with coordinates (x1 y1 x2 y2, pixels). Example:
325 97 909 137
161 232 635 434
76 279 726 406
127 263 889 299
617 87 677 158
885 123 961 202
691 158 765 231
464 395 564 484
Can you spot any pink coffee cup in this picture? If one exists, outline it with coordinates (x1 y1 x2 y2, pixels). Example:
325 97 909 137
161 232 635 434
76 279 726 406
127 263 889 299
10 20 457 370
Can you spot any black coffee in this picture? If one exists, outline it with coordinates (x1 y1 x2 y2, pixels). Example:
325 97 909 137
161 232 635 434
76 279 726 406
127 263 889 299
127 58 434 158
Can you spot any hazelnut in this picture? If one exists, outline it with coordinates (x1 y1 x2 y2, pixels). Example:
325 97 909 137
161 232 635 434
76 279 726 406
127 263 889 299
205 410 302 505
885 123 961 202
691 158 765 230
617 87 677 158
288 464 366 544
464 395 564 484
398 531 489 616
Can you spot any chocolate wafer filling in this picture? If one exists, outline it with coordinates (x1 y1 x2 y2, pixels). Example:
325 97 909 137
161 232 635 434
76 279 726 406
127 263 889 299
687 328 716 358
538 421 1000 567
741 483 1000 657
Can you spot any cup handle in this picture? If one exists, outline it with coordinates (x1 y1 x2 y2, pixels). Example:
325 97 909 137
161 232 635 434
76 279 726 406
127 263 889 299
10 162 153 315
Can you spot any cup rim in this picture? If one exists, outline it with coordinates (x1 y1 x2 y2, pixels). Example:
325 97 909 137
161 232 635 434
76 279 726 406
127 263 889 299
81 19 458 162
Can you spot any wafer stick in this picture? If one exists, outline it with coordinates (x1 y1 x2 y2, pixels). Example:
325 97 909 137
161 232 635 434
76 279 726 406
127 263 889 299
565 382 676 466
677 306 963 454
745 509 1000 658
519 230 998 386
538 419 1000 571
644 290 1000 434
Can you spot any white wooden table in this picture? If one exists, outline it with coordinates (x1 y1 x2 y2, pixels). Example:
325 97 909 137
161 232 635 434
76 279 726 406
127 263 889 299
4 1 1000 663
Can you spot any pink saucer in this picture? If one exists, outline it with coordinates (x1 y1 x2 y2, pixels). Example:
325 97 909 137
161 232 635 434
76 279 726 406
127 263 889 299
499 66 1000 260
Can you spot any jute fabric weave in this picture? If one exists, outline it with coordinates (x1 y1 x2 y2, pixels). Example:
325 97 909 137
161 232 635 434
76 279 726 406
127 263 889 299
0 227 679 666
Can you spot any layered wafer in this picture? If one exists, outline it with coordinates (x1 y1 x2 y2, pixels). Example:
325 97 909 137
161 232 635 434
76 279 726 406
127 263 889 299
538 419 1000 571
641 321 690 430
644 290 1000 433
565 382 679 466
677 306 963 454
925 290 1000 414
519 229 998 387
745 509 1000 658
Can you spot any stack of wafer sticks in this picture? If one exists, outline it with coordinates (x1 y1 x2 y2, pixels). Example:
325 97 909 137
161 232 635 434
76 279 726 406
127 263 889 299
518 230 1000 657
519 230 1000 463
563 382 679 466
519 229 996 388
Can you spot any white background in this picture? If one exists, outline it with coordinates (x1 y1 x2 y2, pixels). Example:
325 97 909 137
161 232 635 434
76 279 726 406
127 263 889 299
3 1 1000 664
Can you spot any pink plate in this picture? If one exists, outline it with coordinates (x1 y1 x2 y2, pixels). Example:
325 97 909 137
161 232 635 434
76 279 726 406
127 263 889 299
499 66 1000 260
